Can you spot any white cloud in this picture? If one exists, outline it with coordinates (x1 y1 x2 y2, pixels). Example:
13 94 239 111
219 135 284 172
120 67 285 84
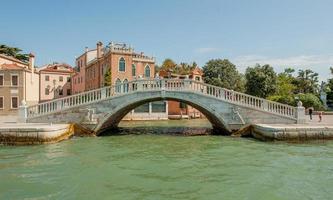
232 54 333 81
195 47 219 53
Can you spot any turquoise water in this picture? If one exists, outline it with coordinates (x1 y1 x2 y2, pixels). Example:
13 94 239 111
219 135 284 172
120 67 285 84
1 120 333 200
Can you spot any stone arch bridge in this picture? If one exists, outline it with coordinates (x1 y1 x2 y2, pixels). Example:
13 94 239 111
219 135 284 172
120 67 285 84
21 79 305 135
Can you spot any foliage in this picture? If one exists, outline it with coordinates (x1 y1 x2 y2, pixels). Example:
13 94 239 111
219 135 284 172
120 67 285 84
275 68 297 96
202 59 245 92
160 58 176 71
0 44 29 62
296 93 324 110
245 64 277 98
268 93 324 110
104 69 112 86
293 69 319 94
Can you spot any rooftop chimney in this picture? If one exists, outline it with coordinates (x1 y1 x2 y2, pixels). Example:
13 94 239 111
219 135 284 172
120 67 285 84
28 53 35 83
97 41 103 59
28 53 35 71
85 47 89 52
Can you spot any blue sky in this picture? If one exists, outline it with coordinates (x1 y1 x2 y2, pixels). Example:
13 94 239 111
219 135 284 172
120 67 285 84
1 0 333 81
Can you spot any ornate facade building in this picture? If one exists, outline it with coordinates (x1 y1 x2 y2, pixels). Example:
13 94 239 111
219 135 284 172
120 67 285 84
72 41 168 120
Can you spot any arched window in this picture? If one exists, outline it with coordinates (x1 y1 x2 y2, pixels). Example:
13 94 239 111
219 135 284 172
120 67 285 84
123 79 129 93
115 78 121 93
132 64 136 76
144 65 150 78
119 57 125 72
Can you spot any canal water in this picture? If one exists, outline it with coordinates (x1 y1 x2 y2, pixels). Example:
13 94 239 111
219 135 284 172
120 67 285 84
1 119 333 200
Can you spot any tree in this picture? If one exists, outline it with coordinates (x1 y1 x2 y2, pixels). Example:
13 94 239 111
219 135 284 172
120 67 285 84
245 64 277 98
268 93 324 110
160 58 176 71
294 69 319 94
104 69 112 86
326 67 333 107
275 68 296 96
0 44 29 62
203 59 245 92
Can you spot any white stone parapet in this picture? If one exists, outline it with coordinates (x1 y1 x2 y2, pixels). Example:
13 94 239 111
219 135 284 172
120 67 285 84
24 79 299 123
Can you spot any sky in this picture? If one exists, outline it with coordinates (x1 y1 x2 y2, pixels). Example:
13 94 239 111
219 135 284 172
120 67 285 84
1 0 333 81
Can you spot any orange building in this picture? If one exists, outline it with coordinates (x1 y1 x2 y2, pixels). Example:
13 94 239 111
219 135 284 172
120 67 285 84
72 41 168 120
83 41 155 91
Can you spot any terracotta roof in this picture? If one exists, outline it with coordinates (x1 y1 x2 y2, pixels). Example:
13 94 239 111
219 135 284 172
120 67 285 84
0 63 26 70
0 54 28 66
39 63 74 73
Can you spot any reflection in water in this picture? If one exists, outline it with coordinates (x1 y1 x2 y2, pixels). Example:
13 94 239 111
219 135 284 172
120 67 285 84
0 119 333 200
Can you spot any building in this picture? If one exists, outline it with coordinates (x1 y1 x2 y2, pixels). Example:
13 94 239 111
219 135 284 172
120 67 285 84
83 41 155 90
72 48 97 94
159 67 204 119
73 41 168 120
0 53 39 119
39 63 74 102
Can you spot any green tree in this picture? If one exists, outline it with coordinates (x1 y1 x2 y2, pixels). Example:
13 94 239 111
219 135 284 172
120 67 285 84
104 69 112 86
0 44 29 62
203 59 245 92
245 64 277 98
326 67 333 107
275 68 296 96
294 69 319 94
268 93 324 110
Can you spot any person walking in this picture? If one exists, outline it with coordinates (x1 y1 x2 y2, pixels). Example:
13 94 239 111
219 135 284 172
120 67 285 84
308 107 313 120
319 111 323 122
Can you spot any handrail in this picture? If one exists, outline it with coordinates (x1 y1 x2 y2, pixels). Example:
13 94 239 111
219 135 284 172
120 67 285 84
26 79 298 119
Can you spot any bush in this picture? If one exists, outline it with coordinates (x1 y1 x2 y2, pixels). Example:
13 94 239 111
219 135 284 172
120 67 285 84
267 93 324 110
296 93 324 110
267 95 295 105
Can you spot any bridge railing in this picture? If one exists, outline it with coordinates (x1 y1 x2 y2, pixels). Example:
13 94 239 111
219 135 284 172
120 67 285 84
26 78 297 119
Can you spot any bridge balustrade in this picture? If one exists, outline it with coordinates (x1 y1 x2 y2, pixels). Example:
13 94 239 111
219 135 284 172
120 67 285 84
26 79 297 119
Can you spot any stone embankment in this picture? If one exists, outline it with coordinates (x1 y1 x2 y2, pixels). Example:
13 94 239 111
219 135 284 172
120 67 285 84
0 123 76 145
252 124 333 141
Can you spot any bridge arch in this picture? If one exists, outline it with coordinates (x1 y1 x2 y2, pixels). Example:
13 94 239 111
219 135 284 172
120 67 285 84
25 79 300 135
95 92 230 135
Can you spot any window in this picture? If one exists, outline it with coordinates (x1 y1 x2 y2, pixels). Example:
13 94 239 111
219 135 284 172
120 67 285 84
11 97 18 109
180 102 187 109
0 97 3 109
144 65 150 78
45 88 49 95
45 75 50 81
59 89 63 96
115 79 121 93
0 74 3 86
134 103 150 113
67 89 71 95
195 76 200 81
152 101 166 113
11 75 18 86
59 76 63 82
67 77 71 82
123 79 128 93
132 64 136 76
119 57 126 72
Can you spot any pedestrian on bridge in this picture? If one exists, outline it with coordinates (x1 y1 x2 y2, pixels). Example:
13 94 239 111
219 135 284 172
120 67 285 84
308 107 313 120
319 111 323 122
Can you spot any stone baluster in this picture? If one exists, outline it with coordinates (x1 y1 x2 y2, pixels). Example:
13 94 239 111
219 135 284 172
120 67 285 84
18 100 28 123
296 101 306 124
